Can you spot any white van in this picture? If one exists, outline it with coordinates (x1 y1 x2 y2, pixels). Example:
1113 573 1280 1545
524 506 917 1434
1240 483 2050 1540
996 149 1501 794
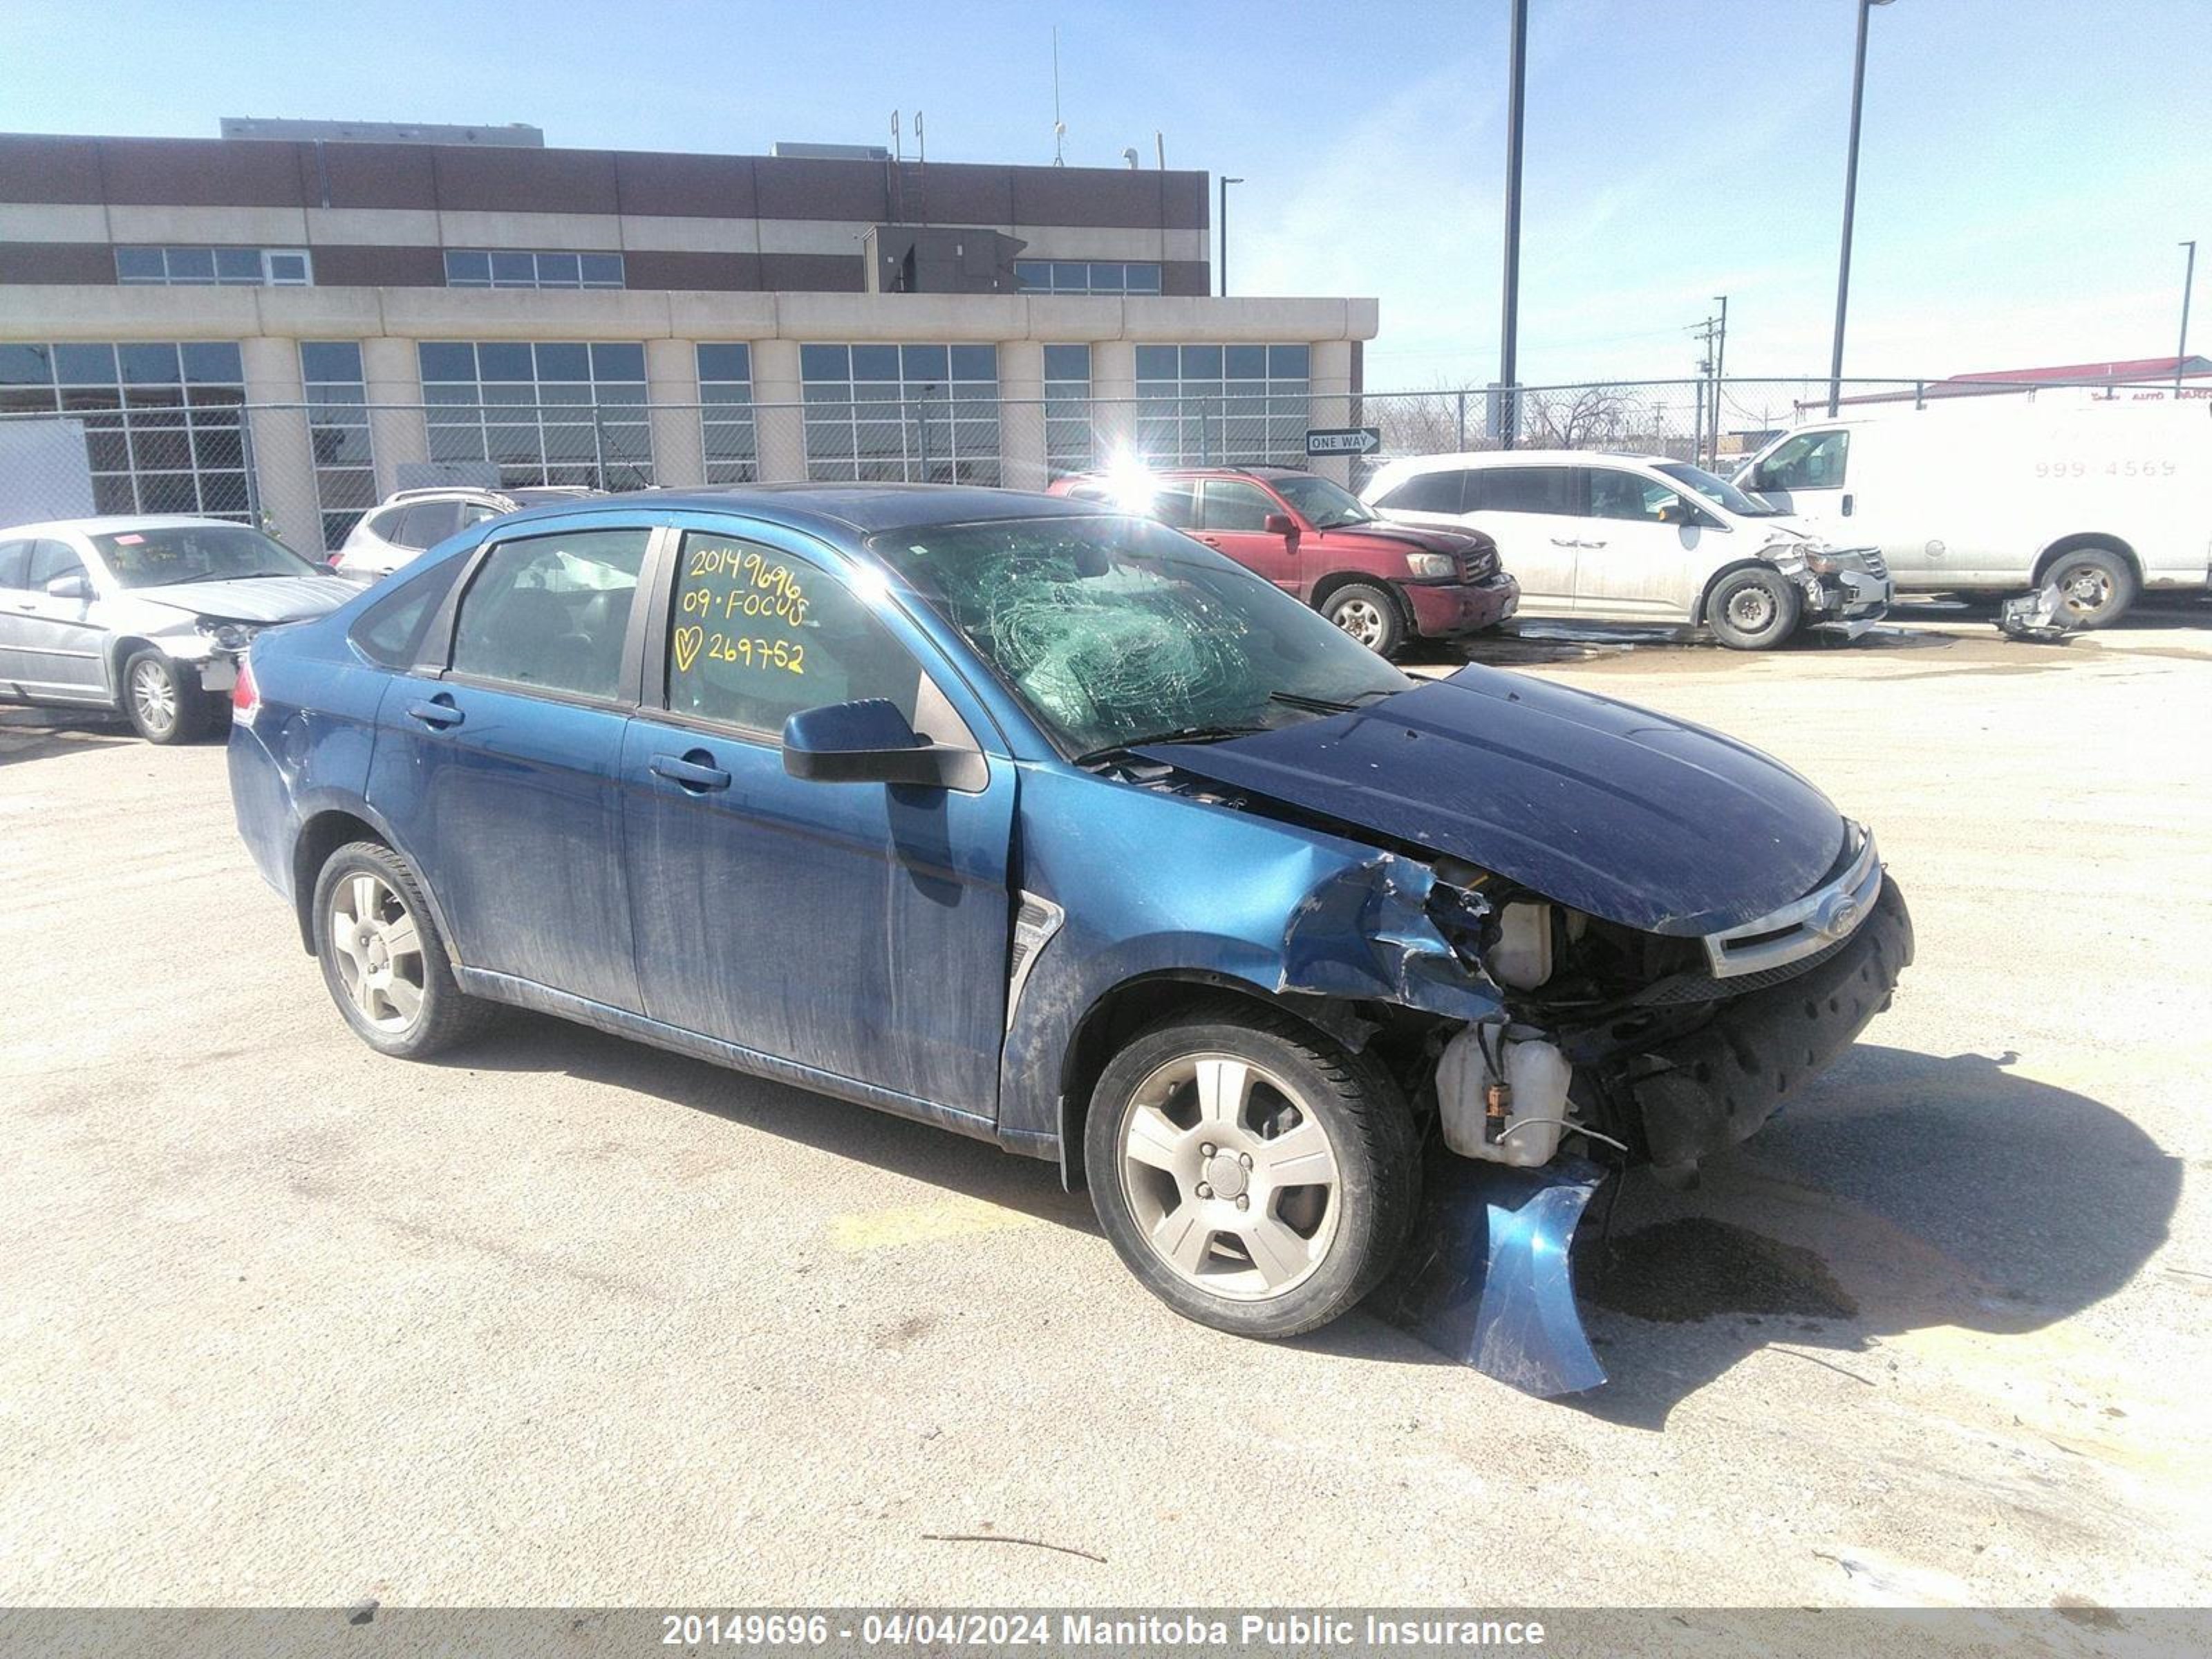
1736 400 2212 625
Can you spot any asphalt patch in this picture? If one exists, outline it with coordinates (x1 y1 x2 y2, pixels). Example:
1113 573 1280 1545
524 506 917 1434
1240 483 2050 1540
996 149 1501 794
1585 1217 1859 1324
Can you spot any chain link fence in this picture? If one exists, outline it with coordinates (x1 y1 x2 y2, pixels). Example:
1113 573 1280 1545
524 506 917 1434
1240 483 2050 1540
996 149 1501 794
3 374 2195 556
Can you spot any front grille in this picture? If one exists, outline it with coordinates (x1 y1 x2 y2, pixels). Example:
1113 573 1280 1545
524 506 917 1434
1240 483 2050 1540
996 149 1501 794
1854 550 1888 580
1459 547 1499 582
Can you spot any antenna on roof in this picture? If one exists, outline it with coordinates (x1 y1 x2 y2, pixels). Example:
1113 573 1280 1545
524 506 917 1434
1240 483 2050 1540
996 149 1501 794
890 109 902 163
1051 26 1067 166
1156 131 1166 169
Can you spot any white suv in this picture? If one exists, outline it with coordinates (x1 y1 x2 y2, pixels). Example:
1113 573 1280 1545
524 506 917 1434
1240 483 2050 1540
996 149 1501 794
331 486 598 581
1362 450 1891 649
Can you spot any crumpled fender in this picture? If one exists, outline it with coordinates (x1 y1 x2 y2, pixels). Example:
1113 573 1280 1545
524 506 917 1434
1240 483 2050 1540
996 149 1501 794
1277 854 1501 1023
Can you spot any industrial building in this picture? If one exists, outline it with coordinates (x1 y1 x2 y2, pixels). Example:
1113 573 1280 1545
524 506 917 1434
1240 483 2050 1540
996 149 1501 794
0 124 1376 553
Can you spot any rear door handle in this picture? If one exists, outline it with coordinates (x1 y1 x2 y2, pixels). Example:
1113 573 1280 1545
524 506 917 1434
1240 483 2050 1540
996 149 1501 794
1548 537 1580 547
1579 539 1607 549
1840 494 1854 516
405 697 464 729
650 752 732 792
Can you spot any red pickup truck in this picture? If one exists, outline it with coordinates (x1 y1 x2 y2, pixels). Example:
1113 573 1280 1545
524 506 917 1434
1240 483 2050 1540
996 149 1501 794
1047 466 1517 659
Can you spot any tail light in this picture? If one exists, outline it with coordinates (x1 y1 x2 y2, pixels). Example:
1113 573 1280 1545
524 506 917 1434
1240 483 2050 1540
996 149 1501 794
232 654 260 722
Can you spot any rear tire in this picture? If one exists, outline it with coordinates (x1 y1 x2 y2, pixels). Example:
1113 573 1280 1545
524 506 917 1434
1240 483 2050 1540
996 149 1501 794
1320 582 1408 659
1705 566 1801 650
2042 545 2135 628
121 649 212 744
1085 1002 1419 1339
312 841 494 1059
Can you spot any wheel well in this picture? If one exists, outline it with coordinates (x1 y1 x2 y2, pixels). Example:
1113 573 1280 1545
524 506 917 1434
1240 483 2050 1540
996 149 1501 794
291 811 385 953
1055 972 1361 1192
1309 572 1412 629
106 636 156 693
2034 534 2138 585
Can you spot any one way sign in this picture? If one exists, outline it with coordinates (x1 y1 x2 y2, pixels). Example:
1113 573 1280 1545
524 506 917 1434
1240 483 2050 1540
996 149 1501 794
1304 425 1382 457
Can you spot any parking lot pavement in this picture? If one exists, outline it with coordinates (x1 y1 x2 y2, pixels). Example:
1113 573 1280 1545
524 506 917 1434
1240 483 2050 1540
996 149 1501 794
3 608 2209 1611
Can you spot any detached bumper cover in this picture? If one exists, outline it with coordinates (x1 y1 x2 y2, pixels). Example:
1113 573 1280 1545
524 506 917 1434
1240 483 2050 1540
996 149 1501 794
1401 573 1521 637
1629 874 1914 1175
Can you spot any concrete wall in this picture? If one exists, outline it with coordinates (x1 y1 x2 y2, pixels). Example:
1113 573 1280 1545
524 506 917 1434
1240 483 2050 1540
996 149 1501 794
0 285 1381 549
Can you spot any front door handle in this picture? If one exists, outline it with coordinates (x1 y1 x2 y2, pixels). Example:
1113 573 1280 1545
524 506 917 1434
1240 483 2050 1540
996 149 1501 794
650 751 732 792
1579 538 1607 549
1840 494 1854 516
406 696 464 729
1549 536 1580 547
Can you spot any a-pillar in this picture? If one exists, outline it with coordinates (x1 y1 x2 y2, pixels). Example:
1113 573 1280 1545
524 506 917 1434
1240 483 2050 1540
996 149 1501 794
239 336 326 554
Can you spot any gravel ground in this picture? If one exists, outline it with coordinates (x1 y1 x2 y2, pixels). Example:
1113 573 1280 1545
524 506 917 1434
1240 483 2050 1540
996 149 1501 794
1 600 2207 1613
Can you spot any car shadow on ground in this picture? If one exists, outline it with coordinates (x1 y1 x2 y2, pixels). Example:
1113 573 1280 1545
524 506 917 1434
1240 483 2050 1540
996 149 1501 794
0 706 137 767
435 1019 2179 1425
432 1009 1094 1230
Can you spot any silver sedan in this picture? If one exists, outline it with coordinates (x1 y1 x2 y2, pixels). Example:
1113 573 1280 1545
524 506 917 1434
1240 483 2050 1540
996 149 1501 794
0 516 357 742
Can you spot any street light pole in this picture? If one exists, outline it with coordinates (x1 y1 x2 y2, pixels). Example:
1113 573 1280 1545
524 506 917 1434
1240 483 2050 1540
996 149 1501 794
1498 0 1528 448
1219 176 1243 297
2179 240 2197 391
1712 292 1728 465
1827 0 1893 417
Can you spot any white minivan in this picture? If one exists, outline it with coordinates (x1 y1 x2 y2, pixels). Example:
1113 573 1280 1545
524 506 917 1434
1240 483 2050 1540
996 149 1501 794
1362 449 1891 649
1736 400 2212 626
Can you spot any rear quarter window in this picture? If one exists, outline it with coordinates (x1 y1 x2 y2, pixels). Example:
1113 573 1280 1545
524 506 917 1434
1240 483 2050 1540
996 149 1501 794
350 556 465 668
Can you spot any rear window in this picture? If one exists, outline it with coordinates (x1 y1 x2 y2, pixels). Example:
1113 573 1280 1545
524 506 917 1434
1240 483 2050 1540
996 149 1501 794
449 528 648 699
1373 469 1467 514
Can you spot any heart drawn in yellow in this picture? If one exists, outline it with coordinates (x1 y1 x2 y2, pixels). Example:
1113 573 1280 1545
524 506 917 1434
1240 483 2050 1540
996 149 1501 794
673 626 704 673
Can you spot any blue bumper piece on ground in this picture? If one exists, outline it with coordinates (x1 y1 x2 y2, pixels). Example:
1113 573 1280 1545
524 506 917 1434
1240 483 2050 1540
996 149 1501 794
1374 1150 1609 1398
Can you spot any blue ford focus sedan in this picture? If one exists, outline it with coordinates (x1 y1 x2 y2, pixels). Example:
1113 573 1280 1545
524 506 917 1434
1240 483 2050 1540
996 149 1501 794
229 487 1911 1354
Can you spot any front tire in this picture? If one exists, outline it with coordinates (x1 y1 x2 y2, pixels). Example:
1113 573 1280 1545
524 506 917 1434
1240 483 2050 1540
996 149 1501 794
312 841 493 1058
1085 1003 1419 1339
1705 566 1801 650
121 649 212 744
2043 545 2136 628
1320 582 1407 659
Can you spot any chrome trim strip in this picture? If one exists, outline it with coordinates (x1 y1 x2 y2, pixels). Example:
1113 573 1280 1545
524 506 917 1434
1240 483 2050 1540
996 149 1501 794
1701 826 1882 979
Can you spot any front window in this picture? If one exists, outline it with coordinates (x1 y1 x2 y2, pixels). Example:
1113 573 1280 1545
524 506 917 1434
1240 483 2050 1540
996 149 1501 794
91 523 317 588
871 514 1408 759
1753 429 1850 492
1269 473 1378 529
1656 462 1781 518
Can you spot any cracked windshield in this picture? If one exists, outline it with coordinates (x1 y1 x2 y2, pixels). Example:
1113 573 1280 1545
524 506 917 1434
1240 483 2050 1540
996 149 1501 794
875 514 1408 758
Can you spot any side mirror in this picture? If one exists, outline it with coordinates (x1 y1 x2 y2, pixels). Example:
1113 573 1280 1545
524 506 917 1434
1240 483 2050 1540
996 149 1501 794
782 698 986 792
1263 512 1300 539
45 572 91 601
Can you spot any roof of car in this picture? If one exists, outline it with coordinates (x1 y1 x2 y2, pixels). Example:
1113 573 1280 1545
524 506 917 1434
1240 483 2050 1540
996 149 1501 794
0 514 254 539
487 483 1104 538
1385 449 1671 471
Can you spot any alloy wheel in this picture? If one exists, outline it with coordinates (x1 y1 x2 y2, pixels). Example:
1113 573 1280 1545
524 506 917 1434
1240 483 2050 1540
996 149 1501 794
327 872 427 1031
1116 1053 1342 1300
129 659 177 736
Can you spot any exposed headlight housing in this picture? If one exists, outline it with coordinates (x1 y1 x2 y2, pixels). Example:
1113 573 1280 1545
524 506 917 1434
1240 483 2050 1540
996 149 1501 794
1405 551 1458 579
196 619 256 653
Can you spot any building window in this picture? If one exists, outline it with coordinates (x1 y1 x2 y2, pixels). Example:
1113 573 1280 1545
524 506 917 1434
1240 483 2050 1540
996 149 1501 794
1014 260 1163 296
115 247 312 286
1135 343 1310 467
696 343 756 484
301 341 375 552
1043 344 1094 478
0 341 250 521
799 343 1000 485
443 250 626 290
418 340 653 489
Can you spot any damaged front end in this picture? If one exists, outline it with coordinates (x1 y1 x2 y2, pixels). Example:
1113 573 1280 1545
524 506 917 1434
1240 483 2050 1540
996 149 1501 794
1275 818 1913 1396
1762 538 1893 639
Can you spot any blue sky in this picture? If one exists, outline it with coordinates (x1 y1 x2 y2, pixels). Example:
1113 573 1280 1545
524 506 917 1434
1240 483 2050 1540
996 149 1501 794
4 0 2206 389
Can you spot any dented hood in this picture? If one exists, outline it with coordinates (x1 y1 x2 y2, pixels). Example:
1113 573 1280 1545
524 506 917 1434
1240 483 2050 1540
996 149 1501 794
1136 666 1845 937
